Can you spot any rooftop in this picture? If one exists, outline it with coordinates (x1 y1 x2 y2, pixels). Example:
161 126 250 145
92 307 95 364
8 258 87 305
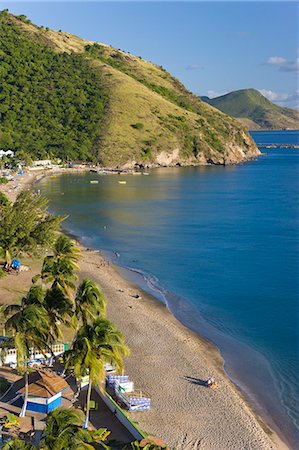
18 370 68 398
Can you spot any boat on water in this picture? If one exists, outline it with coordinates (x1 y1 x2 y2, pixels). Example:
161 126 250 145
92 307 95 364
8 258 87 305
143 172 150 175
118 181 127 184
90 180 99 184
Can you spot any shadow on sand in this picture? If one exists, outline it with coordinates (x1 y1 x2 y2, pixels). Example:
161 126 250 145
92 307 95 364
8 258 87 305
183 376 208 387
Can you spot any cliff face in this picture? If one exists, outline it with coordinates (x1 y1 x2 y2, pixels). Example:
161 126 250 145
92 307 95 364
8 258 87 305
0 12 260 167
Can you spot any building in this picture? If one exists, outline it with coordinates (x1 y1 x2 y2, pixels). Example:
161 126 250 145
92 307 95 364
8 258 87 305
0 342 66 367
17 370 69 414
0 150 14 158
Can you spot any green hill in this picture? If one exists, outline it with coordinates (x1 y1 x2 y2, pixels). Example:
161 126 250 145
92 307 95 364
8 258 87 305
202 89 299 130
0 11 259 167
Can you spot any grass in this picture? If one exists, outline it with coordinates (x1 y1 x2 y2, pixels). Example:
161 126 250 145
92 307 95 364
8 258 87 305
203 89 299 130
5 12 260 166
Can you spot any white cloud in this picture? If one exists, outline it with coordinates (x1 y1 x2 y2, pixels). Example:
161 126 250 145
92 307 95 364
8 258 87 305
279 58 299 73
258 89 289 102
266 56 299 73
258 89 299 110
266 56 287 65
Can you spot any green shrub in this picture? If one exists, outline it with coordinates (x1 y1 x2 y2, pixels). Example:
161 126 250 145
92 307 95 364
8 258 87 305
0 177 9 184
131 123 144 130
0 16 107 161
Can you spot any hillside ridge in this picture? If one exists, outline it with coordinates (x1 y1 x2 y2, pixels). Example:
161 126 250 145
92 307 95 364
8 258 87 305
0 11 260 167
202 89 299 130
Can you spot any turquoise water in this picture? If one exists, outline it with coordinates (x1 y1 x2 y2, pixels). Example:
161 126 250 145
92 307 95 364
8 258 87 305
39 131 299 448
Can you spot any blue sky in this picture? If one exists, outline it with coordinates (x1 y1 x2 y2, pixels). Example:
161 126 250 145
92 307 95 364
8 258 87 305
2 1 298 109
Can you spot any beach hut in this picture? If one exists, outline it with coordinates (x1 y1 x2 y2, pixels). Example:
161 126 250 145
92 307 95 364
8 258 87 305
17 370 68 414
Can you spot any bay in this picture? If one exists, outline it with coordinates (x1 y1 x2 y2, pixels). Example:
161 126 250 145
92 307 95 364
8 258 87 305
39 130 299 448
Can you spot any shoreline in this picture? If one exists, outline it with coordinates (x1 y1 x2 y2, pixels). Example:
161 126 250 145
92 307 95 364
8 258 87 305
78 246 289 450
0 170 290 449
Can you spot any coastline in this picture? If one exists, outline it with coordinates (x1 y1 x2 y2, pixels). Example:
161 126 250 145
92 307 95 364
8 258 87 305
78 246 288 450
0 170 290 449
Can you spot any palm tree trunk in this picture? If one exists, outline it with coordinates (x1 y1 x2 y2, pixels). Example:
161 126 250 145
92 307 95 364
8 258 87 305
19 370 28 417
83 379 92 429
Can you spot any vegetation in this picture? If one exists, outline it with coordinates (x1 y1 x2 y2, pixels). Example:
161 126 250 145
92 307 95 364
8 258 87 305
64 317 130 428
0 191 63 264
202 89 299 130
74 277 107 328
40 407 111 449
33 235 80 296
2 407 111 449
0 11 258 167
4 303 53 416
0 11 107 161
0 194 169 449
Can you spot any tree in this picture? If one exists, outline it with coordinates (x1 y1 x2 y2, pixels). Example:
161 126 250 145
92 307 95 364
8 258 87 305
43 285 74 338
34 235 80 297
5 304 53 417
128 441 169 450
74 278 107 328
0 192 10 206
2 440 37 450
2 284 73 341
40 407 111 450
0 191 63 264
64 318 130 429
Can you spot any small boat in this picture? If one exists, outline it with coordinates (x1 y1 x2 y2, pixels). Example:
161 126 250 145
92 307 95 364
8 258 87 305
143 172 150 175
90 180 99 184
118 181 127 184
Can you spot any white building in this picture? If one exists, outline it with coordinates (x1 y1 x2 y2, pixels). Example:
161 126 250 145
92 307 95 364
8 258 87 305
0 150 14 158
0 342 66 367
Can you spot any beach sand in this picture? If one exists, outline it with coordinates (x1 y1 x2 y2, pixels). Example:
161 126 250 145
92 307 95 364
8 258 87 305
0 172 289 450
78 248 288 450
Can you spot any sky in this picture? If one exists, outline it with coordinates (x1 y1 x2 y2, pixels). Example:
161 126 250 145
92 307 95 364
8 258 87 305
2 1 298 109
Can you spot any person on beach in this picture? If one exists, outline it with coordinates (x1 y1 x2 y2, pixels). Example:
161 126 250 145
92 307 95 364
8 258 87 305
206 376 217 389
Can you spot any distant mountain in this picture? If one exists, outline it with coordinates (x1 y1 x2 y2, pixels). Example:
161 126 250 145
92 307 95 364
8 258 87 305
0 11 259 167
201 89 299 130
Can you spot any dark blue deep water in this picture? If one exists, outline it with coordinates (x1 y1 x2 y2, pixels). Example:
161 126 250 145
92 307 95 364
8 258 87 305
40 131 299 448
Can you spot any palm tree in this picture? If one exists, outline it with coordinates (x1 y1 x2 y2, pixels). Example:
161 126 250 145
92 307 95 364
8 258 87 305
40 407 111 450
33 235 80 297
1 440 37 450
74 278 107 328
2 285 46 317
5 304 53 417
2 285 72 342
43 285 74 338
64 318 130 429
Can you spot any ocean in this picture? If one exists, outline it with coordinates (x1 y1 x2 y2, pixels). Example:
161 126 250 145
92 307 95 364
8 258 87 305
39 130 299 448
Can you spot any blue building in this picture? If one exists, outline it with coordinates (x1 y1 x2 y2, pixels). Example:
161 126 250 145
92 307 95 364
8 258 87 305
18 370 68 414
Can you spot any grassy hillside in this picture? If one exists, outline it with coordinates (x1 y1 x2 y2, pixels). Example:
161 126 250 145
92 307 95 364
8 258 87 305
202 89 299 130
0 11 259 167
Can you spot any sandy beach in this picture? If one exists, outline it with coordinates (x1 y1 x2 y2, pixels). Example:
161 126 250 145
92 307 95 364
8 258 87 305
78 248 289 450
0 172 289 450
